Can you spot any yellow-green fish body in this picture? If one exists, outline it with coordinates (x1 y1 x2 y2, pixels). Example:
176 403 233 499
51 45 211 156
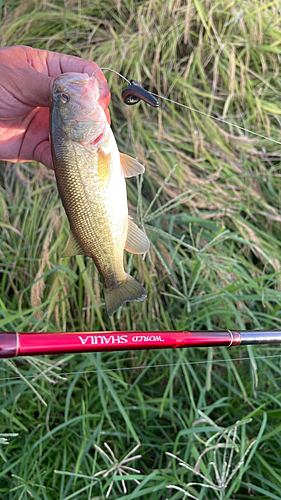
50 73 149 317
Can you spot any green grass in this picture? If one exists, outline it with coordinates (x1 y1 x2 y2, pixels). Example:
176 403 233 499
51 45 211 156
1 0 281 498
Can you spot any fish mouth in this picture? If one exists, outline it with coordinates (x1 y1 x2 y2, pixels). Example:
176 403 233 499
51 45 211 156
54 72 90 86
53 72 99 96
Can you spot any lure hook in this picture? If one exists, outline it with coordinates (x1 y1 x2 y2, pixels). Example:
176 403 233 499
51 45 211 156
92 68 159 108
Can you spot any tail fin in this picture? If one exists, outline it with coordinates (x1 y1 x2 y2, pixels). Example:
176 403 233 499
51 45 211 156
104 274 146 317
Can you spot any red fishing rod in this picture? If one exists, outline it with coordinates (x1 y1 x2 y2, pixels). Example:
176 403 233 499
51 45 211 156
1 330 281 358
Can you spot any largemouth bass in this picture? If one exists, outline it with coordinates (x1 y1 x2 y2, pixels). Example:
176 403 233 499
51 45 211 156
50 72 149 317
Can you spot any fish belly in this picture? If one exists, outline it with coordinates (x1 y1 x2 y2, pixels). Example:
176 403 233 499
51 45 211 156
54 137 128 290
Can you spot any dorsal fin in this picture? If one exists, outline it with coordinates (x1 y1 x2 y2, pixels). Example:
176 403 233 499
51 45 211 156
120 153 145 178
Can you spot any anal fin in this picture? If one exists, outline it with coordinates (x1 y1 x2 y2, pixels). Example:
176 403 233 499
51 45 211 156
62 231 85 258
120 153 145 178
125 218 150 254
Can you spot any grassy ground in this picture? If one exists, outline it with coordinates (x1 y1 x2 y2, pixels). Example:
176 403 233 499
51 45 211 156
1 0 281 498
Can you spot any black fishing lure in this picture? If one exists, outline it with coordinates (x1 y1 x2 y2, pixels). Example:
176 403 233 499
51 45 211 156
122 80 159 107
92 68 159 108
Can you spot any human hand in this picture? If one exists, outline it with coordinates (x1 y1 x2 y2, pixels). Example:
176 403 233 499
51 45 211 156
0 45 111 169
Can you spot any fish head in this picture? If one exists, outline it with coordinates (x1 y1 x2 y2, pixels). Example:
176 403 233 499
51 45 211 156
51 72 103 120
51 72 109 146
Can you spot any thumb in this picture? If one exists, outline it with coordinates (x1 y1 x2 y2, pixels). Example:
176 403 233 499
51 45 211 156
7 67 55 109
34 139 54 169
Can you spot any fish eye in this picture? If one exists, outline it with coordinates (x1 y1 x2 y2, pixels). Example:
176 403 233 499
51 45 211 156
59 93 70 103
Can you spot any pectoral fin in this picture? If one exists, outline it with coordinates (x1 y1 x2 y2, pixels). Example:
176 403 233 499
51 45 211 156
125 218 150 254
62 231 85 258
120 153 145 178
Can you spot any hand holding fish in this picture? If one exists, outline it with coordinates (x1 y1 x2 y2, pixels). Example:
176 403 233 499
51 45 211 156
0 45 110 169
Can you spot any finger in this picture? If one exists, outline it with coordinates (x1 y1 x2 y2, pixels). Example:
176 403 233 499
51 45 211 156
39 50 111 113
47 52 111 122
18 47 111 122
104 107 111 126
34 140 54 169
15 107 53 167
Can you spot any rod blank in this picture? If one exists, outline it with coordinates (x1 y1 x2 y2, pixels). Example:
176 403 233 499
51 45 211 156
0 330 281 359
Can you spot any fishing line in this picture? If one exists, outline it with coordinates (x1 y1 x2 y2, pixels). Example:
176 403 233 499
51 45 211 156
1 352 281 382
92 67 131 85
96 66 280 146
150 92 281 146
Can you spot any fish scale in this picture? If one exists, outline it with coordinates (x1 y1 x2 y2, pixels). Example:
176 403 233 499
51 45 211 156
56 141 126 279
